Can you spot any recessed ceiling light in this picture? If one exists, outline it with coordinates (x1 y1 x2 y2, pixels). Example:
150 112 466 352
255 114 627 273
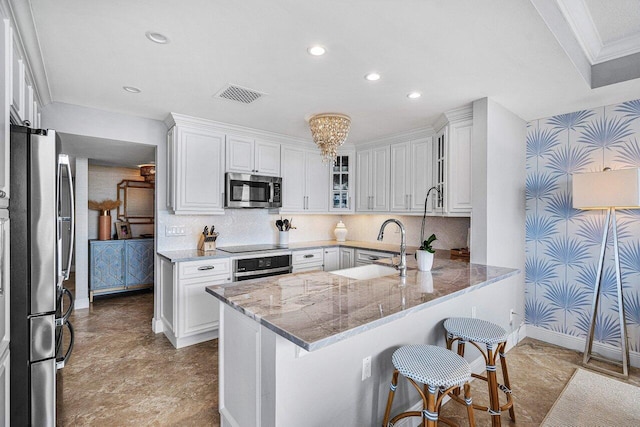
308 45 326 56
123 86 141 93
365 73 381 81
145 31 169 44
407 92 421 99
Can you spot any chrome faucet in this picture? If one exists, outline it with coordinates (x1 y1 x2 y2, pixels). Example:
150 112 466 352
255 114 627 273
377 219 407 277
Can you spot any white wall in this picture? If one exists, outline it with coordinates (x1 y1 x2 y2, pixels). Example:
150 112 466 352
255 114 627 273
88 165 153 239
74 158 90 309
472 97 527 325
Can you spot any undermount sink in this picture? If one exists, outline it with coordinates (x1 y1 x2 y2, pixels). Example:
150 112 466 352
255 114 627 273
330 264 398 280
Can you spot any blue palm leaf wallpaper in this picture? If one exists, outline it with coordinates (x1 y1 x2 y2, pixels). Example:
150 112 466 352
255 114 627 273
526 100 640 353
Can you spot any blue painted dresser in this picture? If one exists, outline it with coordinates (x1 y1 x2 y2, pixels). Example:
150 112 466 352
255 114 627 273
89 238 154 301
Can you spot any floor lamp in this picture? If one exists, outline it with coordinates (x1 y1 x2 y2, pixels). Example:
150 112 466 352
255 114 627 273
572 167 640 379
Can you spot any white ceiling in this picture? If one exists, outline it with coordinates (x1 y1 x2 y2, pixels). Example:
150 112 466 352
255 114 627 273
18 0 640 145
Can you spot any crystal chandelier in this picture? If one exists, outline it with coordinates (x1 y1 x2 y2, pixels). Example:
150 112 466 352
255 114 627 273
308 113 351 163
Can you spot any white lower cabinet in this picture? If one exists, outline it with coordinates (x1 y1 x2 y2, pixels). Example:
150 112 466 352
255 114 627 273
292 248 324 272
339 247 355 269
160 256 231 348
354 249 394 266
322 247 339 271
0 349 7 426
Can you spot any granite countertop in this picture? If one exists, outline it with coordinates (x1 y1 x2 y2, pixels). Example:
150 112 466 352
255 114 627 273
205 257 519 351
158 240 420 262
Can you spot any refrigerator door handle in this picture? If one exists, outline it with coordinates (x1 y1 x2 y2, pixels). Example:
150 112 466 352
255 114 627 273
56 287 74 326
56 321 74 370
58 154 75 282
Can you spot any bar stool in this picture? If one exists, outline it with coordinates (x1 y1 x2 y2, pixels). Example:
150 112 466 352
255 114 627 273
444 317 515 427
382 344 476 427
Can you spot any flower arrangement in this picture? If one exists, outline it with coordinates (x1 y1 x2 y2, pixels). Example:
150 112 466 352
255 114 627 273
88 199 121 216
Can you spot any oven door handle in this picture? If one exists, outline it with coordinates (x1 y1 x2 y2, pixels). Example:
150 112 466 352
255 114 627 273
233 266 292 279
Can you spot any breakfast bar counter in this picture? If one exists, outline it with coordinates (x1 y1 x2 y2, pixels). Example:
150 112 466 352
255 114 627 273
205 257 518 351
206 256 522 427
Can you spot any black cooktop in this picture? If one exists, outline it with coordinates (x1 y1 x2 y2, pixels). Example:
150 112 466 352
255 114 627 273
217 244 285 254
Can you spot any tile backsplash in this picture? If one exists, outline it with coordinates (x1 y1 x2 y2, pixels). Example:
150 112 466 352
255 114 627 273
157 209 469 252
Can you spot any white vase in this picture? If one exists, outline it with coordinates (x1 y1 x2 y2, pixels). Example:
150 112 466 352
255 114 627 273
334 221 348 242
416 250 434 271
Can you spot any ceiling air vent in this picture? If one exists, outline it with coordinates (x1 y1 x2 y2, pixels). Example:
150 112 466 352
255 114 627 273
214 84 265 104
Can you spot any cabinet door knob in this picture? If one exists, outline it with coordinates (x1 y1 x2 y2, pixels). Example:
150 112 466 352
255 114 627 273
0 190 5 198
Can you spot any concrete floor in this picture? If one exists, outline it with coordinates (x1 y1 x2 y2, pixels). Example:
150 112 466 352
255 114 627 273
56 282 639 426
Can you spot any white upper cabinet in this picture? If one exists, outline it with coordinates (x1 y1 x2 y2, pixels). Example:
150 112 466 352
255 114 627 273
226 136 280 176
10 40 23 121
329 151 354 213
446 120 472 214
305 150 329 212
281 146 305 211
410 137 434 213
434 112 472 216
390 143 411 211
166 115 225 215
356 146 389 212
390 138 434 213
0 18 10 205
280 146 328 212
254 140 281 176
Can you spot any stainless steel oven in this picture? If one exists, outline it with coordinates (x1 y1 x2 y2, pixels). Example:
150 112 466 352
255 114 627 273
233 254 292 281
225 173 282 208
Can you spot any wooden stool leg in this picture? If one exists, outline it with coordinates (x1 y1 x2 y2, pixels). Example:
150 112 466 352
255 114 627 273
498 343 516 421
425 384 438 427
447 335 466 397
464 382 476 427
382 370 399 427
486 344 501 427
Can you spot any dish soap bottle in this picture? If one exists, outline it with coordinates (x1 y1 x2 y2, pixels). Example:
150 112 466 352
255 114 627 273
334 221 348 242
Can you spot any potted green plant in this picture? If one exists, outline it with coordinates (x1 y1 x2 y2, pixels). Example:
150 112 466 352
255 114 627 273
415 233 437 271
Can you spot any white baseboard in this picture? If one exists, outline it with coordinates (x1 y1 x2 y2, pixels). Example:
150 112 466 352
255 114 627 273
392 327 526 426
74 297 90 310
152 317 164 333
526 325 640 368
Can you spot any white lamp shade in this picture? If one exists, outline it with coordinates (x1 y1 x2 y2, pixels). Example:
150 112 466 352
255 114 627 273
572 168 640 209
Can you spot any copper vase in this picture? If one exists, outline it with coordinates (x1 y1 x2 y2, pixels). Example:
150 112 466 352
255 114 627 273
98 215 111 240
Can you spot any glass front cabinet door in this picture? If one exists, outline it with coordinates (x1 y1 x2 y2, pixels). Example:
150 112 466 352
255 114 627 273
329 152 354 213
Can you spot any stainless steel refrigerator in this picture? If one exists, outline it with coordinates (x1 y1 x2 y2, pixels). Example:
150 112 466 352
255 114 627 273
9 124 75 426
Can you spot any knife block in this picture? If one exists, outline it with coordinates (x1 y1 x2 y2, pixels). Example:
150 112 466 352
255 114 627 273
198 234 217 252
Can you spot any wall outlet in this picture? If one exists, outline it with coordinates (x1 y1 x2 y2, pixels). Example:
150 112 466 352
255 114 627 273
471 306 476 318
362 356 372 381
166 225 186 236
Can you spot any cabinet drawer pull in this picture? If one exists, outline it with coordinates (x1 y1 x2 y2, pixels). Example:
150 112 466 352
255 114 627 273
367 256 380 260
197 265 215 271
303 254 314 259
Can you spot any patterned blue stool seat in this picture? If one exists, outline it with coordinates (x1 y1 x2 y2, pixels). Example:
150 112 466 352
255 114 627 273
382 344 475 427
444 317 515 427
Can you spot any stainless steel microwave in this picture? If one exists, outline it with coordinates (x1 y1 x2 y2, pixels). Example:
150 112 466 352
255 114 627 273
225 173 282 208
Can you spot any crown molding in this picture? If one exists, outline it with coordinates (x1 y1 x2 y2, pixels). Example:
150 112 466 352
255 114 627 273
433 103 473 130
165 112 316 148
356 126 434 150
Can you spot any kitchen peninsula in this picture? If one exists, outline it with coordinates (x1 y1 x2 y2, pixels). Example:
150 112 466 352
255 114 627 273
206 254 520 426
